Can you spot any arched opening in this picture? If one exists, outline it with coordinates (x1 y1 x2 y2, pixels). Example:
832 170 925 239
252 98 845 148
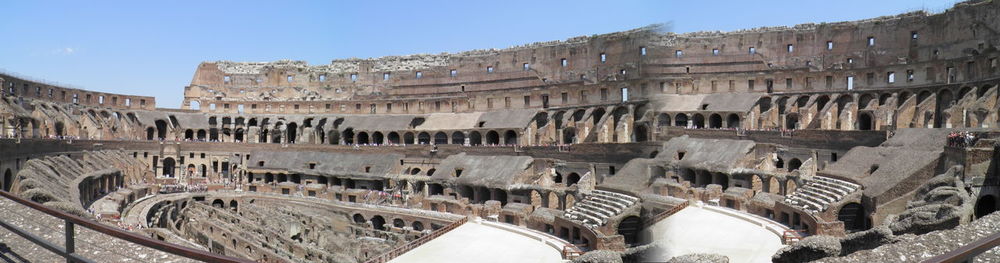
485 131 500 145
554 173 563 184
417 132 431 144
837 203 867 232
403 132 415 144
212 199 225 208
975 195 997 219
197 130 207 140
775 157 785 169
469 131 482 145
504 130 518 145
3 169 12 191
412 221 424 231
393 218 405 228
674 113 688 127
353 214 366 224
657 113 671 127
162 158 176 177
234 128 244 142
370 215 386 230
712 173 729 190
434 132 448 145
146 127 155 140
692 114 705 128
342 129 355 145
371 132 384 145
184 129 194 140
726 114 740 128
592 108 607 126
357 132 370 144
328 130 341 145
451 131 465 145
210 128 220 141
858 112 874 130
286 123 298 143
708 114 722 128
788 158 803 172
567 173 581 186
229 200 238 212
562 128 577 144
786 113 800 129
387 132 401 144
634 125 649 142
617 216 642 245
155 120 168 139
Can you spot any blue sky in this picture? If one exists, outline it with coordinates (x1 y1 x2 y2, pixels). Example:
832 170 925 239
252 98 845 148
0 0 958 108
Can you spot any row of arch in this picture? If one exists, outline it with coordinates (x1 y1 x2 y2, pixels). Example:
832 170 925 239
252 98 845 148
352 213 426 232
335 129 519 145
656 112 742 129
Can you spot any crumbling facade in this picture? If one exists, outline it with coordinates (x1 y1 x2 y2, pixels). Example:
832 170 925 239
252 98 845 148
2 1 1000 262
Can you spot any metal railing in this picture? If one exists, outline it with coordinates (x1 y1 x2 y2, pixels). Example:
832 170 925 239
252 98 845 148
0 190 251 263
364 216 469 263
922 231 1000 263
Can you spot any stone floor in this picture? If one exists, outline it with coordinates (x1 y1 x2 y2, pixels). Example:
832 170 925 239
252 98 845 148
642 205 786 263
390 220 566 263
0 197 196 263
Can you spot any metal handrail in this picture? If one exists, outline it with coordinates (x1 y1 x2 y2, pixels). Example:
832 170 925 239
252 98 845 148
922 230 1000 263
0 190 251 263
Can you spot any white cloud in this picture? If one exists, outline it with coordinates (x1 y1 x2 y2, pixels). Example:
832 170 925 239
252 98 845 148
51 47 76 55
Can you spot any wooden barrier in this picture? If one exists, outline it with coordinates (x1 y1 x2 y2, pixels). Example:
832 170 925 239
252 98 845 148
364 217 469 263
642 201 690 228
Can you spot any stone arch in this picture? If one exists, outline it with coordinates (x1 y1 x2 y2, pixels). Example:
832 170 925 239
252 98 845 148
788 158 803 171
975 195 997 219
353 214 366 224
657 113 671 127
858 112 874 130
768 177 781 194
371 131 384 145
3 169 12 191
433 132 448 145
858 93 876 109
370 215 386 230
751 175 763 192
393 218 405 228
154 120 168 139
785 180 797 195
184 129 194 140
548 192 560 209
592 108 607 126
562 127 578 144
412 221 424 231
451 131 465 145
712 173 729 190
898 91 913 108
387 132 401 144
357 131 370 144
162 157 176 177
212 199 225 208
708 113 722 128
617 216 642 245
567 173 581 186
837 203 867 232
530 190 544 208
418 132 431 144
634 124 649 142
469 131 482 145
286 122 298 143
146 127 155 140
229 200 238 212
504 130 518 145
692 114 705 128
726 114 740 128
674 113 689 127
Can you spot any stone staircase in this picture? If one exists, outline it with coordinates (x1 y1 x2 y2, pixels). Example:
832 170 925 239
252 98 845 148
564 190 639 228
784 176 860 214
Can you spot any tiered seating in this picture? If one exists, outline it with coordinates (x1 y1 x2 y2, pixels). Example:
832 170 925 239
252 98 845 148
563 190 639 228
784 176 860 214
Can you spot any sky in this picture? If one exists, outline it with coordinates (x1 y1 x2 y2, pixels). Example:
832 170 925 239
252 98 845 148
0 0 960 108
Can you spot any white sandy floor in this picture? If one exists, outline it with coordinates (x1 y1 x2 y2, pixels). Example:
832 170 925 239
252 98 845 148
390 222 565 263
642 205 785 263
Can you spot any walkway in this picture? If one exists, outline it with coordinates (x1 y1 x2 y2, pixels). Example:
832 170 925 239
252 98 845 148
390 219 566 263
642 204 785 263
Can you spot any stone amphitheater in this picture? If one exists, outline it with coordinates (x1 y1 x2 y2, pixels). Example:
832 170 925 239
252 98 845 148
3 1 1000 262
